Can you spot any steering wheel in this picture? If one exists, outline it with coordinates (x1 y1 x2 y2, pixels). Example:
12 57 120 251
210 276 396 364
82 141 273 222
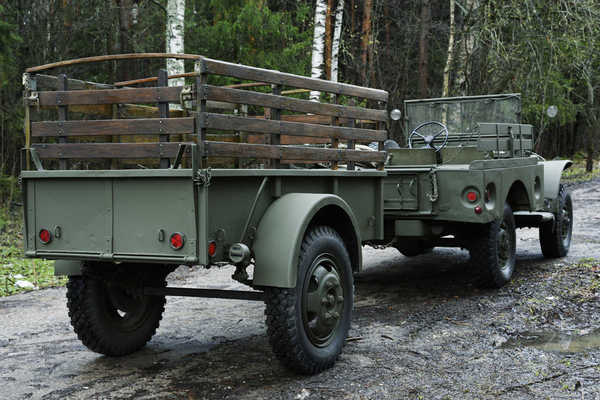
408 121 449 152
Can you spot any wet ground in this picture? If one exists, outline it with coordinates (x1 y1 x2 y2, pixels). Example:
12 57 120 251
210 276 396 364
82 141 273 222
1 178 599 399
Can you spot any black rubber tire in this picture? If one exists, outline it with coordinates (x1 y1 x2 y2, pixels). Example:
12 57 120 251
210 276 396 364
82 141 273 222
66 272 166 356
539 184 573 258
469 203 516 288
264 225 353 375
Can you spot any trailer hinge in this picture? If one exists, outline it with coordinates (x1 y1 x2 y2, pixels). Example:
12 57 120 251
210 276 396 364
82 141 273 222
427 169 439 202
179 85 194 109
194 167 212 187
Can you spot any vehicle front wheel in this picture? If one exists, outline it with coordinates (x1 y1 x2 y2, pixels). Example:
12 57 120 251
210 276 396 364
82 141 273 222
264 226 353 375
66 267 167 356
539 184 572 258
469 203 516 288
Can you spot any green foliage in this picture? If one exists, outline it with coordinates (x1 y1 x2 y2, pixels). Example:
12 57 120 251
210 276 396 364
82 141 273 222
187 0 312 81
0 208 65 297
0 4 21 86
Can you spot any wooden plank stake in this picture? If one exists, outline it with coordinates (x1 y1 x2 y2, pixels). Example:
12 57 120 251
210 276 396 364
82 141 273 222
270 84 281 168
377 100 387 171
195 60 208 168
331 94 339 170
347 98 356 171
57 74 68 170
158 69 170 168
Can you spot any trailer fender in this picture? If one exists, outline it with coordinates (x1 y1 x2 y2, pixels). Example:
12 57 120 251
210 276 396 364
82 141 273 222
54 259 83 276
542 160 572 199
252 193 361 288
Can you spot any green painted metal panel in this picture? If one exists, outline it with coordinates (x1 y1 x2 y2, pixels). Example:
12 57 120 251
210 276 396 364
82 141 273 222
33 179 111 254
113 178 196 258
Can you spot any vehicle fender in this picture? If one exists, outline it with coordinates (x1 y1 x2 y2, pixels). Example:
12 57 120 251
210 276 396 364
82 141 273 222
252 193 361 288
542 160 572 199
54 259 83 276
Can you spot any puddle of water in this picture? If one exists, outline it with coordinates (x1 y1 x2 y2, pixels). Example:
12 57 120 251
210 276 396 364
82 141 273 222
503 329 600 353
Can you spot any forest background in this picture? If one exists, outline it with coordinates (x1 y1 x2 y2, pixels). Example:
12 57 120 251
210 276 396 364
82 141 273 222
0 0 599 209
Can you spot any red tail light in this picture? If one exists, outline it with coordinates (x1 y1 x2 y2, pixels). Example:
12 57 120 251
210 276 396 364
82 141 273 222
39 229 52 244
208 241 217 257
170 233 185 250
466 191 478 202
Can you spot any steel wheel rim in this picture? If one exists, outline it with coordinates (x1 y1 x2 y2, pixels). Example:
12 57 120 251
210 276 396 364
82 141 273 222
105 283 150 332
560 200 573 247
497 219 512 274
301 254 344 347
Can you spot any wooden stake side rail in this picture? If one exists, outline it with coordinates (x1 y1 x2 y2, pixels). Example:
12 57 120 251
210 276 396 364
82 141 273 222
204 142 386 163
201 57 389 102
36 87 183 106
31 118 195 137
201 113 387 142
203 85 388 122
31 143 193 159
24 54 390 169
30 142 385 163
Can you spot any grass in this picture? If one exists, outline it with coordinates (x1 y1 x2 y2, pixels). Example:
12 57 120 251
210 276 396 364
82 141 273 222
561 157 600 185
0 207 66 297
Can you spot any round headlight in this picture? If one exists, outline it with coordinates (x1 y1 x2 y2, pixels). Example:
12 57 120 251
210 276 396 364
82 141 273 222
390 109 402 121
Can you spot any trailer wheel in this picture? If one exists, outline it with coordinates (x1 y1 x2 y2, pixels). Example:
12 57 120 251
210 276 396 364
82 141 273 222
469 203 516 288
264 226 353 374
66 272 166 356
539 184 572 258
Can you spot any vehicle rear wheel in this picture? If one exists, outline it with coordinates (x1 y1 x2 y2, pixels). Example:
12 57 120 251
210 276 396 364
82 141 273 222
539 184 572 258
469 203 516 288
264 226 353 375
66 268 167 356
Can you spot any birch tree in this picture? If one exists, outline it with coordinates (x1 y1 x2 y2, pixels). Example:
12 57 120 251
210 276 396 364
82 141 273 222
442 0 455 97
310 0 327 101
330 0 344 83
166 0 185 87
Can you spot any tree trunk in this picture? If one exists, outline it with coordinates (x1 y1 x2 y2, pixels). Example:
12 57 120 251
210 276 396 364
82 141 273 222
330 0 344 83
310 0 327 101
166 0 186 87
418 0 431 98
116 0 134 82
360 0 373 85
442 0 455 97
455 0 478 96
585 77 596 172
324 0 334 80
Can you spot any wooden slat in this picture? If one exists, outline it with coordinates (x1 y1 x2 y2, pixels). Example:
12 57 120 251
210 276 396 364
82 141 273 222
201 58 389 102
32 118 195 137
205 141 386 163
203 113 386 141
32 143 193 159
35 74 115 90
36 87 183 106
158 70 170 168
26 53 201 73
204 85 388 122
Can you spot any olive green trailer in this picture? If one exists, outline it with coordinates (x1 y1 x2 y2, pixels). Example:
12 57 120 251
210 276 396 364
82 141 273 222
21 54 388 375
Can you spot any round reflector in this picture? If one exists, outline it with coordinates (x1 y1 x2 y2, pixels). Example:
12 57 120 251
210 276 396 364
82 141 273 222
170 233 185 250
466 191 478 202
474 205 483 214
39 229 52 244
208 241 217 257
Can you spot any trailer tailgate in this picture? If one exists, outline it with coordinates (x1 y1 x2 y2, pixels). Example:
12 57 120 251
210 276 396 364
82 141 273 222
22 170 198 264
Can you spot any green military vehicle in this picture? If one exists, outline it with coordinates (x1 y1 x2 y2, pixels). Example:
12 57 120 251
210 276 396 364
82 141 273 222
20 54 572 375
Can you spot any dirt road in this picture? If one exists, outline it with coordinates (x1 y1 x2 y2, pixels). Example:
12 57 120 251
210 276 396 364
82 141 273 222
1 179 599 400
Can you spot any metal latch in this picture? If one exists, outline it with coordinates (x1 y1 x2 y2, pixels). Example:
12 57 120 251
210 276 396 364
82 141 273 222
194 167 212 187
